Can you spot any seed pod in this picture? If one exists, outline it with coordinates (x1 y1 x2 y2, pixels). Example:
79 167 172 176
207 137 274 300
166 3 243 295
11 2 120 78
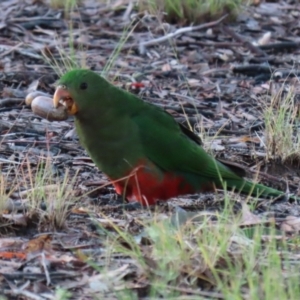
31 96 68 121
25 91 51 106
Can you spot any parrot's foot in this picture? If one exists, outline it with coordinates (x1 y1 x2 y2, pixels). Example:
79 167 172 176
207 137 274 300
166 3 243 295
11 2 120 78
90 195 143 210
119 202 143 211
112 195 143 210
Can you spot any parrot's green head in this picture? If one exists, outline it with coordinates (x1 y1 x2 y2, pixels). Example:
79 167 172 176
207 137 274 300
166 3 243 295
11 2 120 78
53 69 105 115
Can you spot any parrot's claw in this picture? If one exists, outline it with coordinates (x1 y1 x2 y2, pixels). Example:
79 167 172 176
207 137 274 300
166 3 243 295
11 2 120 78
120 202 143 211
113 196 143 210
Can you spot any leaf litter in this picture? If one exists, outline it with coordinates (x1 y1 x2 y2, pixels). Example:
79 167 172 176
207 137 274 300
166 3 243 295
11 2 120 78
0 0 300 298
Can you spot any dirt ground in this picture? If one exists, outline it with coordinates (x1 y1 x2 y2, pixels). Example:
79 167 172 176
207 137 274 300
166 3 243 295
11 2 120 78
1 0 300 299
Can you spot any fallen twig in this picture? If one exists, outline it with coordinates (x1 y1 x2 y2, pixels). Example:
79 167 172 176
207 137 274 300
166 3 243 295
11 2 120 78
139 14 228 48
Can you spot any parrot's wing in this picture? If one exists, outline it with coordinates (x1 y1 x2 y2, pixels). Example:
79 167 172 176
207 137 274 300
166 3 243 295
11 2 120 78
133 107 242 181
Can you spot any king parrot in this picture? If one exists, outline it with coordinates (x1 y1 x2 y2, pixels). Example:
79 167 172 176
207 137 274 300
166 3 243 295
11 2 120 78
53 69 295 206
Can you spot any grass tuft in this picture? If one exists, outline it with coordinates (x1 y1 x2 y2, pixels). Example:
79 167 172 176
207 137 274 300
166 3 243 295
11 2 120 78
263 82 300 164
138 0 244 24
96 195 300 299
22 156 76 230
49 0 82 10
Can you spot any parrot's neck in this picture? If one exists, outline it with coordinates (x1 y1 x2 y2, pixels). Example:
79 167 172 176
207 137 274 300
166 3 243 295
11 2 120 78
75 111 140 179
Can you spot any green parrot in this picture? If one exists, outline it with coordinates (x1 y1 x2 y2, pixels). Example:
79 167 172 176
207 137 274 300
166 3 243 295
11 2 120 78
53 69 295 205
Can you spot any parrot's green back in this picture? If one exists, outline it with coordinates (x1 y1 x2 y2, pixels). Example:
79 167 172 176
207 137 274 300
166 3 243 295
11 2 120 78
56 69 293 205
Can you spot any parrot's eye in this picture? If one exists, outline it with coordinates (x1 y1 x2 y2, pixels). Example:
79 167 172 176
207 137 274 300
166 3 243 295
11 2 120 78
80 82 88 90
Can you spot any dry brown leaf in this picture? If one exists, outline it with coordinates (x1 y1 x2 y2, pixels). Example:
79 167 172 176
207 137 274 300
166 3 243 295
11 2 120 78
23 234 53 255
240 203 264 226
281 216 300 233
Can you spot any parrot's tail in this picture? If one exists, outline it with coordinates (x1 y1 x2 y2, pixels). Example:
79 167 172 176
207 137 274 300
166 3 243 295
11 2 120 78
225 179 299 201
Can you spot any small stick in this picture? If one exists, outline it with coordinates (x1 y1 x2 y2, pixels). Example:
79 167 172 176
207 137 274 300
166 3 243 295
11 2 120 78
139 14 228 48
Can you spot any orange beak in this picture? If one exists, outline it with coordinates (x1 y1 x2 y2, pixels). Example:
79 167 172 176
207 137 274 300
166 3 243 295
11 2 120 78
53 85 78 115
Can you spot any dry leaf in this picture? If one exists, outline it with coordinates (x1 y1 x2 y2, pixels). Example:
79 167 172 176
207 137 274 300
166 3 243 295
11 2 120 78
257 32 271 45
162 64 172 72
281 216 300 233
23 234 53 255
240 203 264 226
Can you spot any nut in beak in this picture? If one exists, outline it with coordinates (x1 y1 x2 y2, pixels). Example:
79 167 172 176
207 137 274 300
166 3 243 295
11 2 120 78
53 85 78 115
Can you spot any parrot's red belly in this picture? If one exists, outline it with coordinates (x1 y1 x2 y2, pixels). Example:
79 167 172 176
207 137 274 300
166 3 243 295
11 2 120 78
109 161 213 205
